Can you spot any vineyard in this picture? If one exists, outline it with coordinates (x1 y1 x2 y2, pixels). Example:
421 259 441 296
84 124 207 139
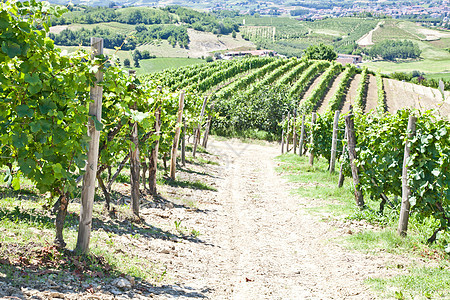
1 1 450 299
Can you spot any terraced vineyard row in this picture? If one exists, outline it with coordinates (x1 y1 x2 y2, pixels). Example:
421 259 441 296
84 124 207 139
151 57 450 117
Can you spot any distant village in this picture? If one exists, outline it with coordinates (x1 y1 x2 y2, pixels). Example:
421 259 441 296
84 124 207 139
212 0 450 25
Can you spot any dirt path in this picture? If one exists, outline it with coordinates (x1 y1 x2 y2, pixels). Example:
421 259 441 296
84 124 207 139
364 75 379 113
145 139 409 299
2 139 414 300
342 74 362 114
357 21 383 47
317 72 346 114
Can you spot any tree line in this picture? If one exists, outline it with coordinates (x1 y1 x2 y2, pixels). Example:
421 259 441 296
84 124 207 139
52 5 240 36
49 24 189 50
366 39 421 61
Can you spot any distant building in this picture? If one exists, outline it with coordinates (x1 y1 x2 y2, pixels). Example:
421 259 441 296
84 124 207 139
223 50 277 59
336 54 362 65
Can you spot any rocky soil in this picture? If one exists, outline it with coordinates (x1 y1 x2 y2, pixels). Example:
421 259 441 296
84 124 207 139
0 138 416 299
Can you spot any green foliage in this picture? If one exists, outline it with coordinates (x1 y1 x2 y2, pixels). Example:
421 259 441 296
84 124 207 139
53 5 239 37
214 57 282 100
303 43 338 61
354 67 369 114
0 0 208 207
325 65 356 113
49 24 190 50
367 39 422 61
213 85 291 136
299 63 342 114
288 60 330 100
195 57 276 93
376 71 386 112
0 0 94 196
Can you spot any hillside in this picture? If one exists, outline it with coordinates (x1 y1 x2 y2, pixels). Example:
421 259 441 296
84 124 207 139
361 19 450 74
154 57 450 119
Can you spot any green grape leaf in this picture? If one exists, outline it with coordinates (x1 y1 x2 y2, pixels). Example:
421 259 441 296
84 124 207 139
24 73 42 86
12 132 28 148
16 105 33 118
11 176 21 191
52 163 63 179
30 121 41 133
2 41 21 58
91 116 103 131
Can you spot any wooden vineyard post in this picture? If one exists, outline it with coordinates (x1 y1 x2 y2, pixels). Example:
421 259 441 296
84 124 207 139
202 104 214 149
76 37 104 254
345 112 364 209
130 120 140 217
281 115 285 154
329 110 340 174
299 115 305 156
181 117 186 167
338 123 348 188
397 115 417 236
309 113 317 166
293 110 297 155
148 103 161 196
286 112 291 153
193 96 208 157
202 114 212 148
128 70 140 218
170 91 185 180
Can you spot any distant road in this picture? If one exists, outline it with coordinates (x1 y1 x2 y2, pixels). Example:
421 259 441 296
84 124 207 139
357 21 383 47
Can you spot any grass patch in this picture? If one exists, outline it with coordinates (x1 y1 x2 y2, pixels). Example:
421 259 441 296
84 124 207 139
158 177 217 191
275 153 356 215
195 156 219 166
134 57 205 75
185 144 210 154
0 195 169 286
275 152 450 299
367 265 450 299
212 128 279 143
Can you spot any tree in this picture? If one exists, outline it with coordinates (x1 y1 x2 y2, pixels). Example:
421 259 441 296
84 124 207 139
124 58 131 67
303 43 337 61
141 50 151 59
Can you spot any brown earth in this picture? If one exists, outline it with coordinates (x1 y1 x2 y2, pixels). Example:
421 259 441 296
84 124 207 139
342 74 362 114
384 78 450 117
317 72 346 114
0 138 419 299
299 71 327 107
364 75 379 114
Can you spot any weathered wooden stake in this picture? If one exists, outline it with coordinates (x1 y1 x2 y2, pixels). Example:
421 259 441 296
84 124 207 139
345 113 364 209
286 112 291 153
329 110 340 174
397 115 417 236
181 117 186 167
129 70 140 218
202 114 212 148
130 121 140 217
76 37 103 254
193 96 208 157
148 106 161 196
299 115 305 156
309 113 317 166
170 91 185 180
338 124 347 188
281 115 285 154
293 110 297 154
